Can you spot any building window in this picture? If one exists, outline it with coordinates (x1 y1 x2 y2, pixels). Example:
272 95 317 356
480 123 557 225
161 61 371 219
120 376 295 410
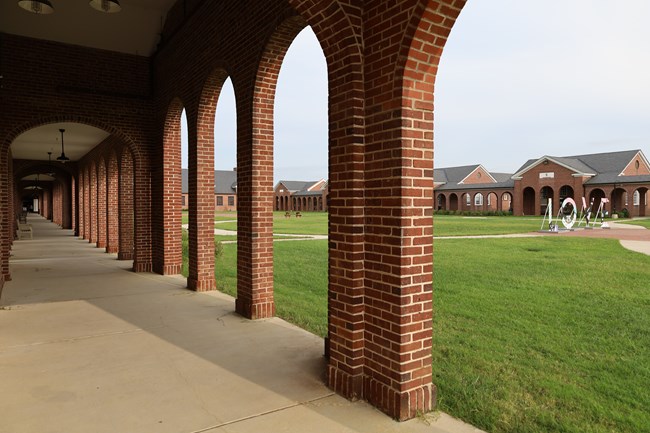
228 196 234 206
487 194 492 206
465 194 471 206
474 193 483 206
217 196 223 206
181 196 186 206
633 190 640 206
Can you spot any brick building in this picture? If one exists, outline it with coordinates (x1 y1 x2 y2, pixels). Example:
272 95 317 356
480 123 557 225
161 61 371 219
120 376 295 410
274 179 328 212
182 169 237 212
434 164 514 213
2 0 467 420
512 150 650 217
435 150 650 217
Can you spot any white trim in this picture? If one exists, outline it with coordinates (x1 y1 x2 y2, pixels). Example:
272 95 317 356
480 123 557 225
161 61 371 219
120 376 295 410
458 165 498 185
511 156 593 178
618 151 650 176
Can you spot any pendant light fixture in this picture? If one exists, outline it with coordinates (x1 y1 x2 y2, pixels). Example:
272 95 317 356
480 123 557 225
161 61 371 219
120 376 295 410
17 0 54 14
89 0 121 13
56 128 70 163
47 151 56 177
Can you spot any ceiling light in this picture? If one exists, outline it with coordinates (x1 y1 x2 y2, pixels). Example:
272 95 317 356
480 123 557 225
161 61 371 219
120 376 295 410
56 129 70 163
89 0 121 13
17 0 54 14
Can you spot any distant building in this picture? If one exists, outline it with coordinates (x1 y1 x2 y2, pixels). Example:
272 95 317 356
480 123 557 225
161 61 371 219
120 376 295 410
181 169 237 212
511 150 650 217
434 150 650 217
434 164 515 213
274 179 328 212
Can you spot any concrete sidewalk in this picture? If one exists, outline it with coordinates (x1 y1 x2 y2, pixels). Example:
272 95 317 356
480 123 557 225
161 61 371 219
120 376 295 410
0 215 483 433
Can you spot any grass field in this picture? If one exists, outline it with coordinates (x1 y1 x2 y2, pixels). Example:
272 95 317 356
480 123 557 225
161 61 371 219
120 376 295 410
617 218 650 229
179 213 650 433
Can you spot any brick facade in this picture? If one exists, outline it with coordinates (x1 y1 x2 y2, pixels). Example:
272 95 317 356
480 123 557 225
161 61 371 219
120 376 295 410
1 0 468 420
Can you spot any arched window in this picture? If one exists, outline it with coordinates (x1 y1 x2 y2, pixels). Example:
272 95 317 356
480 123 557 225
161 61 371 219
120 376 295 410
634 190 641 206
474 193 483 206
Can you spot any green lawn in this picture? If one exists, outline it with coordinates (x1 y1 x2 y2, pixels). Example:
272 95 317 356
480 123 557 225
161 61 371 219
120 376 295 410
617 218 650 229
216 211 328 235
179 214 650 433
434 215 540 236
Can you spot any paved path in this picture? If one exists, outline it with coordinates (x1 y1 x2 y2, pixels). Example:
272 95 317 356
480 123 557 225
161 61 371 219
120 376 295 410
1 214 483 433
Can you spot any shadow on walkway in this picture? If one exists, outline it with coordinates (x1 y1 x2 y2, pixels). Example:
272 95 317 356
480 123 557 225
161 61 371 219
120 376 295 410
0 214 482 433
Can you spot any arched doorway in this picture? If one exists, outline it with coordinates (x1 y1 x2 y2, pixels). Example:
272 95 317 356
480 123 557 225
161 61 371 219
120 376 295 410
611 187 627 214
540 186 554 215
633 187 648 217
523 187 535 215
589 189 606 216
437 193 447 210
501 192 513 213
449 193 458 211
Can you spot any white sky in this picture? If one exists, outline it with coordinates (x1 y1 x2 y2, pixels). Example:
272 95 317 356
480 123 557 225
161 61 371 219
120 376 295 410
183 0 650 180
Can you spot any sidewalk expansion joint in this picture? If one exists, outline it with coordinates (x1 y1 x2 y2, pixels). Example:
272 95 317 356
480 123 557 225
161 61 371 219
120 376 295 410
188 393 336 433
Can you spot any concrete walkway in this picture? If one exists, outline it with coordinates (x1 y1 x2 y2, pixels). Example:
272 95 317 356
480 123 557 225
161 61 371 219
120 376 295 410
1 215 483 433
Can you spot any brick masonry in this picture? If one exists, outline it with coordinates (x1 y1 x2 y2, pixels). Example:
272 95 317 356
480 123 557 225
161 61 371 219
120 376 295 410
0 0 470 420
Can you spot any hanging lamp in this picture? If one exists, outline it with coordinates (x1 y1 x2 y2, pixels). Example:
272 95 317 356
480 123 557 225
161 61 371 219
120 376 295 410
17 0 54 14
89 0 121 13
56 129 70 163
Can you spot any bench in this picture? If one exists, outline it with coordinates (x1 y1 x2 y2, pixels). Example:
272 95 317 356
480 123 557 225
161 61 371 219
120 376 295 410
16 218 33 240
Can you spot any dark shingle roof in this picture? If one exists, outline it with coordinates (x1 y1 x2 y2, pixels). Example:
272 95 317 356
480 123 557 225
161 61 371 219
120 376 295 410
277 180 318 193
514 150 642 178
434 165 514 190
181 169 236 194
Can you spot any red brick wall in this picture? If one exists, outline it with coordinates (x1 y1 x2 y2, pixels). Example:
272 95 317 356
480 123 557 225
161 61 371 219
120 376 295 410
0 0 470 421
0 33 155 277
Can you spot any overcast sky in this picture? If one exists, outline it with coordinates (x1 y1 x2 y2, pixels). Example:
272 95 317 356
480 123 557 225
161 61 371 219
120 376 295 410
183 0 650 180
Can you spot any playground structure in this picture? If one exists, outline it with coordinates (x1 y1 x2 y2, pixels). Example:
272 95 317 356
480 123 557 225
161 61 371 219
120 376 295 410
542 197 610 232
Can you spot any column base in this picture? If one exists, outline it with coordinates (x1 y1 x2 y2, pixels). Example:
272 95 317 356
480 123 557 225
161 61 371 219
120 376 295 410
117 251 133 260
187 277 216 292
364 377 436 421
235 298 275 319
133 261 152 272
327 365 363 401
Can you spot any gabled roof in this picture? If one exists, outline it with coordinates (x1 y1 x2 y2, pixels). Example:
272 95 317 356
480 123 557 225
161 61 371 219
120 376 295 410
181 169 237 194
277 180 318 193
434 165 479 185
512 150 642 179
434 165 514 190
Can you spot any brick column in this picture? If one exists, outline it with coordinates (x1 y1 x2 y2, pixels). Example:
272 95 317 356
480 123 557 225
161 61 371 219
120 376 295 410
187 105 216 292
97 159 107 249
118 149 134 261
89 163 98 244
106 153 119 253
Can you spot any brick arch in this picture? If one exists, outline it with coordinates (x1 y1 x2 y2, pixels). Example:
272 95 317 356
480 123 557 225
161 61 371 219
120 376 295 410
154 97 185 276
1 116 143 165
236 15 308 319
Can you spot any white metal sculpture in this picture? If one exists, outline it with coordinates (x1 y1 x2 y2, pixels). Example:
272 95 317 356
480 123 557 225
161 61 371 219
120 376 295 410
558 197 577 229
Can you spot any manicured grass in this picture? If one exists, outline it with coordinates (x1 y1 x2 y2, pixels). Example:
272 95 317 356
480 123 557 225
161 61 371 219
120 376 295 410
181 213 650 432
433 237 650 433
433 215 540 236
617 218 650 229
213 241 328 337
217 211 328 235
181 211 237 225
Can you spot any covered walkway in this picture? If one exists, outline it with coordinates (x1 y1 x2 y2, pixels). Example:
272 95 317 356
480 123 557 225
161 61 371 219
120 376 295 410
0 215 481 433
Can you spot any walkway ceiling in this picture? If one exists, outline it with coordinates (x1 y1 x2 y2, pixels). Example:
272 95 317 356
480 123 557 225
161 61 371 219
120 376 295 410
0 0 177 56
2 2 176 164
11 123 110 162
